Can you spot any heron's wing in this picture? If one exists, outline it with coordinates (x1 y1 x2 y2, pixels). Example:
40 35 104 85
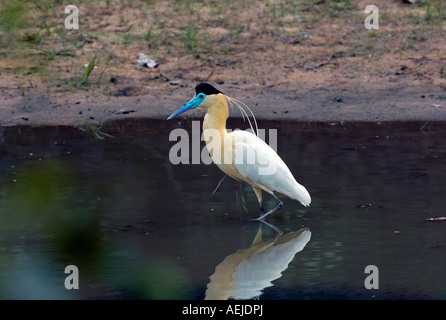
229 131 311 207
229 130 287 189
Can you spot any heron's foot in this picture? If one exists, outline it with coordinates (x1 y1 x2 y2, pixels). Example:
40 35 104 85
255 196 283 220
255 211 274 221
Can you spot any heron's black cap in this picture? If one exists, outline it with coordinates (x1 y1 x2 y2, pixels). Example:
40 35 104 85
195 83 222 96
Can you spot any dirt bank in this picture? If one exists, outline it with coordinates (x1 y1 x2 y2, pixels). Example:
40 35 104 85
1 0 445 127
1 80 446 127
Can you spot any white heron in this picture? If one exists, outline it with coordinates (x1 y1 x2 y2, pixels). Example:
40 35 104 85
167 83 311 220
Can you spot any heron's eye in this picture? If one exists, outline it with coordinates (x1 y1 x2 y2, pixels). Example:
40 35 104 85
198 93 204 98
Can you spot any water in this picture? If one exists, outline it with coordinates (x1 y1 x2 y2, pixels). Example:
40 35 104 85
0 119 445 300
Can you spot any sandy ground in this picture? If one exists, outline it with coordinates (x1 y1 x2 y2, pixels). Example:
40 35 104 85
1 79 446 127
1 0 446 126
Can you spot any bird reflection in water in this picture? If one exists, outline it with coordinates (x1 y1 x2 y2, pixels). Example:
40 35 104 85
205 221 311 300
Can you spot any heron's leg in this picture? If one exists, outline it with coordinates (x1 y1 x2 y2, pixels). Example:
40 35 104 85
255 193 283 221
252 186 264 215
259 200 264 215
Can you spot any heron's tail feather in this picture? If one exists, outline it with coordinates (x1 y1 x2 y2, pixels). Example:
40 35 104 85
290 183 311 207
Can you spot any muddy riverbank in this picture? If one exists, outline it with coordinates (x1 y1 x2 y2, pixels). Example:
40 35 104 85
1 80 445 127
1 0 445 126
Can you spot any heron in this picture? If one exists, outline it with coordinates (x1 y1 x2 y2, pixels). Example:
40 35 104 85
167 83 311 220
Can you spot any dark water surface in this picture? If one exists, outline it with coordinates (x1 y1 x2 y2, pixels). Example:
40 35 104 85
0 119 445 300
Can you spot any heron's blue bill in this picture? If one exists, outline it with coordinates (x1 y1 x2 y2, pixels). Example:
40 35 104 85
167 94 206 120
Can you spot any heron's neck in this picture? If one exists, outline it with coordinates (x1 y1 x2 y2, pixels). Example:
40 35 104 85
202 95 229 166
202 94 229 135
